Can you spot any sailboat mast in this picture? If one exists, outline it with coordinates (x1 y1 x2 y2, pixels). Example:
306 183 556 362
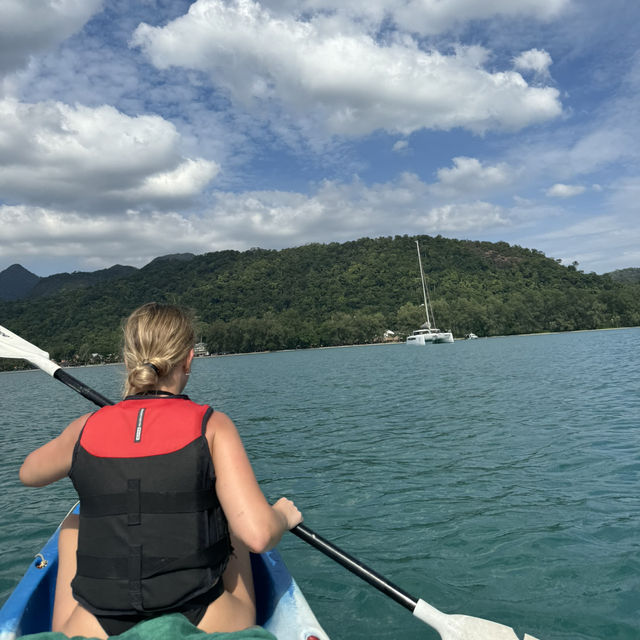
415 240 431 328
425 282 437 328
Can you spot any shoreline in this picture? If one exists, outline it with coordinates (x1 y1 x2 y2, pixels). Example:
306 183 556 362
2 325 638 374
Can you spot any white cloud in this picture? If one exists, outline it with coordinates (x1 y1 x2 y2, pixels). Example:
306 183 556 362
261 0 570 36
504 123 636 192
0 175 513 271
391 0 569 35
392 140 409 153
415 201 508 231
132 0 563 137
433 157 513 198
113 159 219 201
546 183 586 198
566 128 634 175
538 214 618 240
514 49 553 76
0 205 208 269
0 98 218 211
514 175 640 273
530 212 640 273
0 0 103 77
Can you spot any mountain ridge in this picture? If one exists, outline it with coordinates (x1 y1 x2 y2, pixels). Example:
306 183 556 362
0 264 40 300
0 254 199 301
1 235 639 365
2 250 635 301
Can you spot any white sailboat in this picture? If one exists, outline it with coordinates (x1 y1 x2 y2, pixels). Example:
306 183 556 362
406 241 454 345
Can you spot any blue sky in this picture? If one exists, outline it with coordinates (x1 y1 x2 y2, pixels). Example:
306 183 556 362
1 0 639 276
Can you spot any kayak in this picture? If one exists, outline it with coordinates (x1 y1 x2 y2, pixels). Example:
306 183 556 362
0 504 329 640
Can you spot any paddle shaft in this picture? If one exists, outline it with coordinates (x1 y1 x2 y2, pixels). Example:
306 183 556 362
53 369 113 408
291 524 417 612
50 364 420 613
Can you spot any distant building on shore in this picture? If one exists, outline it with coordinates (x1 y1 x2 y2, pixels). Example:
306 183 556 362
194 342 209 357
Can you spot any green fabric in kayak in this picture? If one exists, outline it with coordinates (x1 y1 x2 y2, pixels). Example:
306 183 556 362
21 613 277 640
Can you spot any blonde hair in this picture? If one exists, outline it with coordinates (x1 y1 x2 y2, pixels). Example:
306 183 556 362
122 302 195 397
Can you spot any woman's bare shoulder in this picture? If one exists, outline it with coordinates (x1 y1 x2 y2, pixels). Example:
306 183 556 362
207 408 233 427
205 409 240 442
66 412 94 436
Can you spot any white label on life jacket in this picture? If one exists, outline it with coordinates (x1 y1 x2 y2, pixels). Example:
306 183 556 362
135 408 145 442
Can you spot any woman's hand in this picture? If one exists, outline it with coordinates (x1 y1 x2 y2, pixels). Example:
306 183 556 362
272 497 303 530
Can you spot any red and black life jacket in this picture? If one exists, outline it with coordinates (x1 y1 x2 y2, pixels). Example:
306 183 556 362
69 394 231 616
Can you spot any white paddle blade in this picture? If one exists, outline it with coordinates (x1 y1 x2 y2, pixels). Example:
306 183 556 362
0 325 60 376
0 325 50 359
414 599 530 640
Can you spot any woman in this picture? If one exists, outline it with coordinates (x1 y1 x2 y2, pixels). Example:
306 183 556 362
20 302 302 638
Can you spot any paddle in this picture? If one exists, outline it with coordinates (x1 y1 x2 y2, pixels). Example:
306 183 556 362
1 324 540 640
0 324 112 407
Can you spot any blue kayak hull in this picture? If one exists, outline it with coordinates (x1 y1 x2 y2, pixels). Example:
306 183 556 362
0 506 329 640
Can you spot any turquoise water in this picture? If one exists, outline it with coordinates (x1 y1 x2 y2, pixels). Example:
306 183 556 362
1 329 638 639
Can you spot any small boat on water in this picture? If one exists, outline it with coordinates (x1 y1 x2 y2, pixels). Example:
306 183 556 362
406 241 454 345
0 504 329 640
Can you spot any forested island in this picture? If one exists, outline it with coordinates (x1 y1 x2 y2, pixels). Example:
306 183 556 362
1 235 639 369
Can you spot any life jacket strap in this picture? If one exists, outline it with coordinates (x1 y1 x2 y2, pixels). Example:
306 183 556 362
79 489 219 517
77 537 231 581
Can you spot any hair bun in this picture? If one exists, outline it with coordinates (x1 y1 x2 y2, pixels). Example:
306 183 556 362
122 302 195 397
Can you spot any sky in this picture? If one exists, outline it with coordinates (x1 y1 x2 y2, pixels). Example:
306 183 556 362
1 0 639 277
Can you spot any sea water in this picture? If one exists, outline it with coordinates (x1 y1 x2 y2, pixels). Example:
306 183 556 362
1 328 638 639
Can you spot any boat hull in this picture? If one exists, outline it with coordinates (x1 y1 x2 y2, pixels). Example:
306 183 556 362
406 330 454 345
0 505 329 640
432 332 454 343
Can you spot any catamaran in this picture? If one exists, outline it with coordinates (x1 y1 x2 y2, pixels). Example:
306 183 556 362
406 241 454 345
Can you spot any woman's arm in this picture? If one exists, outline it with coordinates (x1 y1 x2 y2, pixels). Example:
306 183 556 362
19 413 91 487
209 412 302 554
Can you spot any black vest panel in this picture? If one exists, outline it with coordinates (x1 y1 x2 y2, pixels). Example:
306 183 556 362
69 396 231 616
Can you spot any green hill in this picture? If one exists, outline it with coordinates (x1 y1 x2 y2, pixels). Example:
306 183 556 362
28 264 138 299
0 263 140 301
606 267 640 284
0 264 40 300
1 235 639 366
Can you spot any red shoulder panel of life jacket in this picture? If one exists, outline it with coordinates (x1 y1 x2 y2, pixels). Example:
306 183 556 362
79 398 210 458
